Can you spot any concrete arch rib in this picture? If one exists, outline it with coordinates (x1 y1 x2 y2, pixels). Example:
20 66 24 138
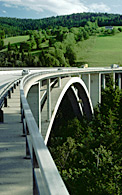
44 77 93 145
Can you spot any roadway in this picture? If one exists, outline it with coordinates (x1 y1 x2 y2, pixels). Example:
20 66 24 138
0 71 22 91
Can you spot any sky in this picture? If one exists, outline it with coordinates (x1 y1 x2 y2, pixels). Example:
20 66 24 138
0 0 122 19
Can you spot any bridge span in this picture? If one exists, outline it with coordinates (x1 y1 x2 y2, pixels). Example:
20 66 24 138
0 67 122 194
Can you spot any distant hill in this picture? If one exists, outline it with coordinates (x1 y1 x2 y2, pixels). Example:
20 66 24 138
1 12 122 36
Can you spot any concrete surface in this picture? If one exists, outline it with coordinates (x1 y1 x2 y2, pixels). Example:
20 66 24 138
0 86 32 195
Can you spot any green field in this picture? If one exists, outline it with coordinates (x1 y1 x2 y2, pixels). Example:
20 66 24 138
77 33 122 67
2 33 122 67
3 35 29 46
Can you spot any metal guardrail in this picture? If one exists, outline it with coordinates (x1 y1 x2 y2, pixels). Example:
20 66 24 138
0 78 21 122
0 79 21 107
20 72 69 195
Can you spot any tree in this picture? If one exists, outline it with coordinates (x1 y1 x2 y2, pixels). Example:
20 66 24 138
65 44 77 65
0 30 5 39
20 41 31 52
0 38 4 50
55 48 68 67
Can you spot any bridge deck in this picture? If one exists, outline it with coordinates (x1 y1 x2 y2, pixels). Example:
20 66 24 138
0 86 32 195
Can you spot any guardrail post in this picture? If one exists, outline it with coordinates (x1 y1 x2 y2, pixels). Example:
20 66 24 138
4 97 7 107
22 109 26 135
14 83 16 89
25 123 31 159
8 90 11 99
32 148 39 195
47 79 51 121
0 109 3 122
11 87 14 93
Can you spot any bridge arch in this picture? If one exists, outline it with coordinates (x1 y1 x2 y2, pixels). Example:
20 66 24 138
45 77 93 144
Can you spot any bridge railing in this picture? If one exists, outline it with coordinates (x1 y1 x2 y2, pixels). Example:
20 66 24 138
0 78 21 122
20 72 69 195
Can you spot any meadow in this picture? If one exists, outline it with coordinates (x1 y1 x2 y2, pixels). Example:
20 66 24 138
3 35 29 46
2 32 122 67
77 33 122 67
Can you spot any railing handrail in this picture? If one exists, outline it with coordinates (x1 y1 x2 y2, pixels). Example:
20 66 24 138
0 78 21 108
20 71 70 195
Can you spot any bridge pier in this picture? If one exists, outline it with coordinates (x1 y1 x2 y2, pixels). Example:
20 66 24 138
102 74 106 89
82 73 101 107
47 79 51 121
118 73 121 89
58 77 61 88
81 74 90 93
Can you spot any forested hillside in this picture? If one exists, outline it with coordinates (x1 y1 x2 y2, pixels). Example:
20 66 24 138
0 12 122 36
1 12 122 68
1 21 121 68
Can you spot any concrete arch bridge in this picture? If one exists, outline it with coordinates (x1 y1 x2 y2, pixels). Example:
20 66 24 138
1 67 122 194
20 67 122 194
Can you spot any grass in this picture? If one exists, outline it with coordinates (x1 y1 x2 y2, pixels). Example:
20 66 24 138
3 35 29 46
0 35 29 53
2 32 122 67
77 33 122 67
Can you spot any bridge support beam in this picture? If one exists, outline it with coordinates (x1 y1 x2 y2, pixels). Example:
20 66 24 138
82 74 90 93
47 79 51 121
58 77 61 88
90 73 101 107
27 82 41 131
102 74 106 89
82 73 101 107
118 73 121 90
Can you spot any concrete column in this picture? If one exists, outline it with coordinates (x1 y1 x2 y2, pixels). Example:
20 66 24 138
113 72 115 89
81 74 90 94
27 82 40 130
58 77 61 88
102 74 106 89
38 82 41 132
118 73 121 90
40 80 42 88
90 73 101 107
47 79 51 121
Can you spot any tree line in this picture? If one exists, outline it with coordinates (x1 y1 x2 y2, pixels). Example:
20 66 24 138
1 12 122 37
